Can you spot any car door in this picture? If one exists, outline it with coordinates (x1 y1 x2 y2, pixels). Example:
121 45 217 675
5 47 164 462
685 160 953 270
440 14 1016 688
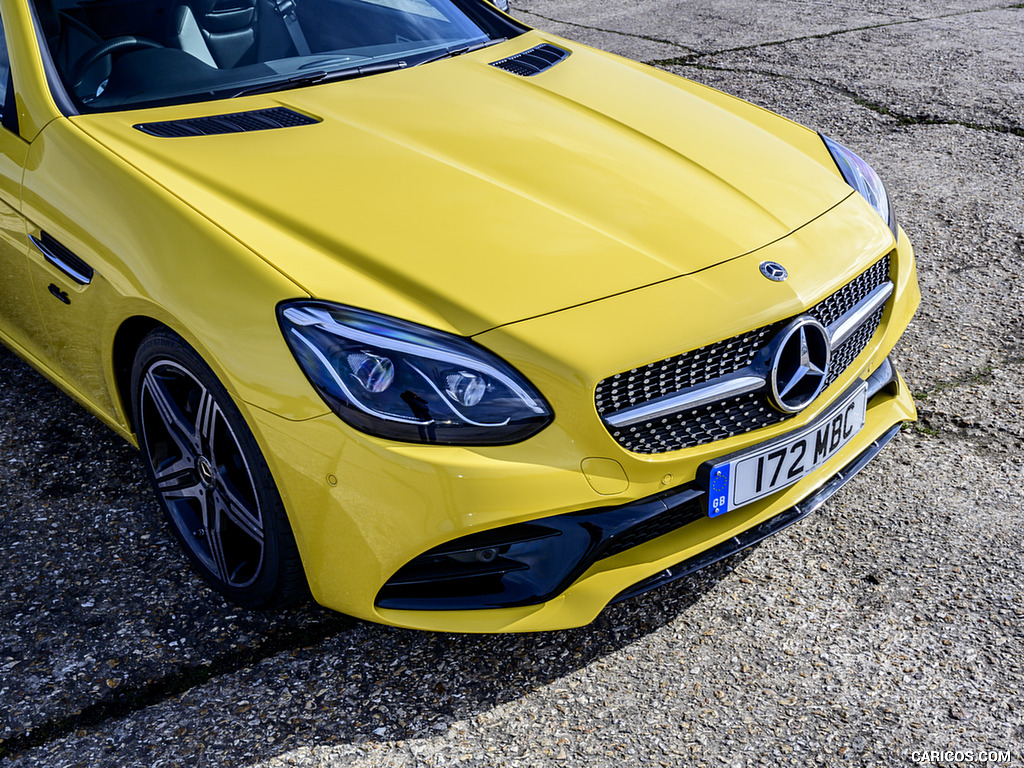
0 12 51 366
19 132 123 421
1 3 122 424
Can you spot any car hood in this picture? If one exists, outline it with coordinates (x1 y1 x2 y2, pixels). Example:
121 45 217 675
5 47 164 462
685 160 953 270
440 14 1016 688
72 33 851 335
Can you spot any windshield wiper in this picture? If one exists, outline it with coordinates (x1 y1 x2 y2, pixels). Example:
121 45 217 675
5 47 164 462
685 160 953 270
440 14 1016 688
229 38 507 98
231 60 409 97
412 37 508 68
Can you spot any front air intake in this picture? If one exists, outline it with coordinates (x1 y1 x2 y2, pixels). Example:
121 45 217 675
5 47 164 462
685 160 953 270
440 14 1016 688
490 44 570 76
134 107 318 137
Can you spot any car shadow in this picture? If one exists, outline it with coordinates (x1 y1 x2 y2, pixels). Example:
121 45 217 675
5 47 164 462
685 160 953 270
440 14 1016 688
0 344 754 764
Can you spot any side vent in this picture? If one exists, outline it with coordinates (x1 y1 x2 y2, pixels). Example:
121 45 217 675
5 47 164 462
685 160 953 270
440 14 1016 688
31 232 94 285
134 107 318 138
490 44 569 76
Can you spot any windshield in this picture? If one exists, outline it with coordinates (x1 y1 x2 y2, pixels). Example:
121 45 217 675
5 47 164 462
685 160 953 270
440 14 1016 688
33 0 525 112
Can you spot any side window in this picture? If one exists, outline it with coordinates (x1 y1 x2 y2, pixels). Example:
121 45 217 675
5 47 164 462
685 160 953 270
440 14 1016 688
0 14 8 112
0 13 16 134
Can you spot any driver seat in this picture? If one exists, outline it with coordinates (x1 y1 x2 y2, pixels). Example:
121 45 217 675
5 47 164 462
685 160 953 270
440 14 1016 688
172 0 260 68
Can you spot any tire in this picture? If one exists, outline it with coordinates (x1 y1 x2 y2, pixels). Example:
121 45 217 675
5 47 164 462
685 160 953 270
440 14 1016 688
131 328 308 608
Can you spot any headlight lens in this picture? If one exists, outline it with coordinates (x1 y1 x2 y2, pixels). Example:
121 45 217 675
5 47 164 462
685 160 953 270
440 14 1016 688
279 302 553 445
821 135 898 239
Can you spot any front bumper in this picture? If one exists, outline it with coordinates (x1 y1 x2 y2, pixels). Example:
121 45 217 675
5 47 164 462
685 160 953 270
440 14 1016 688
612 420 902 605
375 360 902 613
250 199 919 633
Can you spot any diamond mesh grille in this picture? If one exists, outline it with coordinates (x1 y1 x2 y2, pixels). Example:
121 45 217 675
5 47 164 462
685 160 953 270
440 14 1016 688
597 255 892 454
806 256 890 328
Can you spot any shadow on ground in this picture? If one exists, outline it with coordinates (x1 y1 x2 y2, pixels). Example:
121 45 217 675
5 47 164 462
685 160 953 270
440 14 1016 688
0 344 749 764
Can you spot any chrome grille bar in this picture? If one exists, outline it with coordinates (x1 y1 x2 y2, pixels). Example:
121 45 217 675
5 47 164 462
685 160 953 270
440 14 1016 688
826 281 893 347
604 375 765 428
601 279 894 429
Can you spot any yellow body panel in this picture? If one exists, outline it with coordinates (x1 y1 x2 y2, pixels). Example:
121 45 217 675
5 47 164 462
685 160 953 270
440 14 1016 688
70 31 853 336
246 209 918 631
21 120 315 416
0 1 920 631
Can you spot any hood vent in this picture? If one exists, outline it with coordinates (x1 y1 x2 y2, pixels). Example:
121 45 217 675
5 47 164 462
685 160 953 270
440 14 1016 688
490 44 569 77
134 107 318 138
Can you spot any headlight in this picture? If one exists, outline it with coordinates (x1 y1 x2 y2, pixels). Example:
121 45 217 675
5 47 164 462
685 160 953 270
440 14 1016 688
279 302 553 445
821 135 898 240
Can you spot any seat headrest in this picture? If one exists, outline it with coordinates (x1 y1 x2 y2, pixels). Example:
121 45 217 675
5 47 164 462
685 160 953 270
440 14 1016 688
193 0 257 34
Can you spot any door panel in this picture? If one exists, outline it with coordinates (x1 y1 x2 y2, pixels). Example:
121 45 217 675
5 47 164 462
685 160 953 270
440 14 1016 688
20 119 140 428
0 14 51 365
23 222 120 417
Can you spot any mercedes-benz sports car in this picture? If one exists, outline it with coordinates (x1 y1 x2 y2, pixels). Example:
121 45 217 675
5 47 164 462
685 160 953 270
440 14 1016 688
0 0 919 632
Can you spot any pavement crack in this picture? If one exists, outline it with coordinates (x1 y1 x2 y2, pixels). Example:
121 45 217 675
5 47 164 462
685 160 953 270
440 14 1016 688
645 4 1020 66
519 1 1024 141
660 62 1024 139
910 416 1024 458
837 90 1024 138
908 357 1024 454
912 362 1005 403
516 7 700 53
0 617 352 761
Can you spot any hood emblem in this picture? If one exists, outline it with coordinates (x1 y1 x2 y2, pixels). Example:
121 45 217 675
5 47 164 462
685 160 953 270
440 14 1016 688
760 261 788 282
769 317 831 413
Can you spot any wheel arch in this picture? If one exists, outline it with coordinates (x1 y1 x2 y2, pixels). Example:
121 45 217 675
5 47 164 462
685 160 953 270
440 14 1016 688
112 315 164 434
112 315 247 434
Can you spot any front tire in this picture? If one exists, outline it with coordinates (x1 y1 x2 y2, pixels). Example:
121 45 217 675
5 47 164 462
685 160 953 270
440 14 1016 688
131 328 307 608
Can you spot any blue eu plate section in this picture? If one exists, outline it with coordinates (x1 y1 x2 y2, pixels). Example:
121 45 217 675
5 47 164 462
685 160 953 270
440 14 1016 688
698 382 868 520
708 464 731 517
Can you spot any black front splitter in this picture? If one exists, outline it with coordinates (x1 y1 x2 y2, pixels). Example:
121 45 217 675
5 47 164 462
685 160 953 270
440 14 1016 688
612 422 903 604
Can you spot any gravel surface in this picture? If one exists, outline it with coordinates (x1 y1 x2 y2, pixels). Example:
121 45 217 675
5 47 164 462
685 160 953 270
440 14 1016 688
3 1 1023 766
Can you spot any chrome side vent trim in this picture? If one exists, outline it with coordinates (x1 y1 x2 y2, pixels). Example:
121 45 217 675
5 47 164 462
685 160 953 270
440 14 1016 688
490 44 569 76
134 107 318 138
31 232 94 285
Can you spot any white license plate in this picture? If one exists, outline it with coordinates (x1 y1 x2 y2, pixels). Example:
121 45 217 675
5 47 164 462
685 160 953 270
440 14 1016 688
704 383 868 517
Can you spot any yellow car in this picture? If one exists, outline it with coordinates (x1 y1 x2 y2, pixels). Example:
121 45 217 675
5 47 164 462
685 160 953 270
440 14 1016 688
0 0 918 632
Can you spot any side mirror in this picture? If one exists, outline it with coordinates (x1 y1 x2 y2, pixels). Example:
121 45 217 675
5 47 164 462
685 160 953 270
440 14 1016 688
490 0 510 10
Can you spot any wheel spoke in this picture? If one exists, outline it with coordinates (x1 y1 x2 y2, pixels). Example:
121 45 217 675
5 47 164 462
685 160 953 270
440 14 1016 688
144 370 200 456
153 457 203 500
215 482 264 545
206 499 233 584
195 388 220 455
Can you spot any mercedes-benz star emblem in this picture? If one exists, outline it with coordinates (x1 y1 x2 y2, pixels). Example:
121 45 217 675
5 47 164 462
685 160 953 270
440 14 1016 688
197 456 216 488
769 317 831 413
760 261 788 282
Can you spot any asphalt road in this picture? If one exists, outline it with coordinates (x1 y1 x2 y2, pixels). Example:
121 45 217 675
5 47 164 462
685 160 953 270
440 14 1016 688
2 1 1023 766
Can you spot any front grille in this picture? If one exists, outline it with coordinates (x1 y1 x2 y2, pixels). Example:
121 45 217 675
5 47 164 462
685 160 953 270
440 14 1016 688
595 324 779 416
825 305 884 387
596 255 892 454
810 257 890 328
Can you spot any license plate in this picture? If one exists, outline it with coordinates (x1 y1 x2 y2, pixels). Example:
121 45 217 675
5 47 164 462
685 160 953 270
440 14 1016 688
703 383 868 518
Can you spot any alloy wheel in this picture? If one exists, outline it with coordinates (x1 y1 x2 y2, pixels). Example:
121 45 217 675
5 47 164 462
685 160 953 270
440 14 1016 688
138 360 265 589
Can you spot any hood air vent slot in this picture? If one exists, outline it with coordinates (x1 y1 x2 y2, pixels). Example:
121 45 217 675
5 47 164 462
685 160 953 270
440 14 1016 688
134 107 318 138
490 44 569 76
